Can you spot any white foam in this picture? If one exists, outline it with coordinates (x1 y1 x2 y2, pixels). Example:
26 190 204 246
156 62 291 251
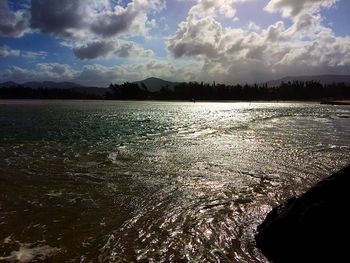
0 245 60 262
3 236 12 244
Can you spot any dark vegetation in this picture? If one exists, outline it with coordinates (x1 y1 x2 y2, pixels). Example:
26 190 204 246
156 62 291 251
0 86 105 99
1 80 350 101
256 165 350 263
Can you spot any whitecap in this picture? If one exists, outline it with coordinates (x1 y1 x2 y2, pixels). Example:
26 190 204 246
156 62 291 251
0 245 60 263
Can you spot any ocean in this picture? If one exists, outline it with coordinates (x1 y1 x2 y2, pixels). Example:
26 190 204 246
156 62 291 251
1 100 349 262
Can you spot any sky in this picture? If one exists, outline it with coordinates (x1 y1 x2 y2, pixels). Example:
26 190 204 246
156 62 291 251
0 0 350 87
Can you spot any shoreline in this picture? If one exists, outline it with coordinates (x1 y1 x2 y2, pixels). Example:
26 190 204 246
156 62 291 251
1 99 349 105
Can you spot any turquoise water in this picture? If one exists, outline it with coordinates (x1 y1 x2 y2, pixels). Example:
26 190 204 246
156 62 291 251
0 100 350 262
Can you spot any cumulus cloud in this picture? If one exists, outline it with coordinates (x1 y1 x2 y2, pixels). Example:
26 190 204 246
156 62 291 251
90 0 165 37
73 41 115 60
27 0 165 59
168 16 222 58
1 0 350 84
30 0 164 39
73 40 154 59
35 63 77 79
1 0 163 60
167 0 251 58
264 0 339 18
113 42 154 58
0 0 30 37
168 0 256 59
167 0 350 83
30 0 89 38
189 0 239 19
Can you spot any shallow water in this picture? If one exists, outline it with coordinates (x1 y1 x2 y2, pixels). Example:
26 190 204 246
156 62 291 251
0 100 349 262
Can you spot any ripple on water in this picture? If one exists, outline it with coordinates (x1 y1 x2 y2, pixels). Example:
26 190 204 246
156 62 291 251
0 101 350 262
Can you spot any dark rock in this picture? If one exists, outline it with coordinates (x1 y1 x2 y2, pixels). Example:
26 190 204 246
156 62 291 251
255 165 350 263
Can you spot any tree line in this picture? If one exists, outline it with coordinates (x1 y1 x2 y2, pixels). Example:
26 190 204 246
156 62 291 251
0 86 103 99
1 81 349 101
106 80 350 101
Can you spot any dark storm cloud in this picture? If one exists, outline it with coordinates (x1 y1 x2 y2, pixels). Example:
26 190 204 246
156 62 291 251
73 40 154 60
73 41 115 60
30 0 87 37
0 0 30 37
90 10 138 38
1 0 163 60
29 0 157 39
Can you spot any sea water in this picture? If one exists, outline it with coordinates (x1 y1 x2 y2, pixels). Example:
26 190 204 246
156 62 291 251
0 100 349 262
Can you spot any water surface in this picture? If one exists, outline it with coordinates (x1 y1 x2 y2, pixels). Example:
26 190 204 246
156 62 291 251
0 100 349 262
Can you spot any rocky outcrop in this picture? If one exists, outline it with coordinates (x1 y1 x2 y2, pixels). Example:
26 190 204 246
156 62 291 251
255 165 350 263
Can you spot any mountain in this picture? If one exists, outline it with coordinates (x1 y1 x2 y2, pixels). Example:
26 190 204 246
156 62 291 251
23 81 84 89
0 81 18 88
267 75 350 87
133 77 178 92
0 81 84 89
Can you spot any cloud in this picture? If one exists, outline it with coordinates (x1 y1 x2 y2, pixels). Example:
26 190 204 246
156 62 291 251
113 42 154 58
76 60 198 85
35 63 77 79
0 0 30 37
27 0 165 59
168 16 222 58
0 63 78 83
1 0 349 84
187 0 253 20
73 40 154 60
167 0 252 59
75 60 198 85
90 0 165 38
0 60 199 86
73 41 115 60
0 45 47 59
0 45 20 57
21 50 48 59
264 0 339 18
167 0 350 84
30 0 89 38
30 0 164 39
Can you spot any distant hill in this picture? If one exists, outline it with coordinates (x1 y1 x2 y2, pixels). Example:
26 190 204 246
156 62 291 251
24 81 83 89
0 81 18 88
133 77 178 92
0 81 107 97
267 75 350 87
0 81 84 89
